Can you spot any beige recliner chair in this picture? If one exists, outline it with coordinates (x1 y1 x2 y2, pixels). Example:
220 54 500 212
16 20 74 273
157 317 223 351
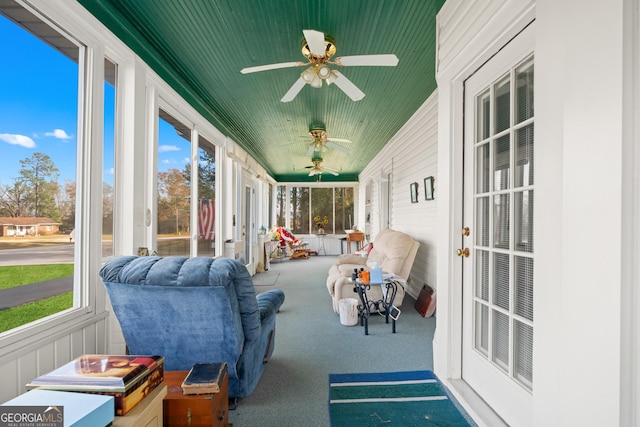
326 229 420 312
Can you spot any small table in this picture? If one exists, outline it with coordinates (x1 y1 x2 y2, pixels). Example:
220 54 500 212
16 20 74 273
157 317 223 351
316 233 326 255
352 278 398 335
163 370 231 427
345 232 364 254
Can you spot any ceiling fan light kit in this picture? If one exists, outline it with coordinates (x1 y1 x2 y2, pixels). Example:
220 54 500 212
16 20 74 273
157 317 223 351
240 29 398 102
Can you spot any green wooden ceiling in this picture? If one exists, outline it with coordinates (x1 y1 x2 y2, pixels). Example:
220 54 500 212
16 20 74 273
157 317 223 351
77 0 445 182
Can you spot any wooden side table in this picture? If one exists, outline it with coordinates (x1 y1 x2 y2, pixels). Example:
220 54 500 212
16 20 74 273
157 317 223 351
113 383 167 427
163 370 231 427
346 232 364 254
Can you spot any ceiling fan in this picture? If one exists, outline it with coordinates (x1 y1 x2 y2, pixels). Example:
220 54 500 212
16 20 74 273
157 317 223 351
305 126 351 157
305 156 339 177
241 29 399 102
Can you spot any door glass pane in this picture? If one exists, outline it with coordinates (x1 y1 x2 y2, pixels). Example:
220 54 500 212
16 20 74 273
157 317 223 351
514 320 533 387
476 249 489 301
494 135 511 191
515 190 533 252
515 124 534 187
476 143 490 193
493 194 510 249
494 75 511 134
475 302 489 355
493 253 510 310
515 256 534 321
476 196 490 247
493 310 510 370
516 59 534 123
477 89 490 141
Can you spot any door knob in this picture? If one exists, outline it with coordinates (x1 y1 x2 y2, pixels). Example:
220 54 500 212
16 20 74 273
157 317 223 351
457 248 470 257
462 227 470 236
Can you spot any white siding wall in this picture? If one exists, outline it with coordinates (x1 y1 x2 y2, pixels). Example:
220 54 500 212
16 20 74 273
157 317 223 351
437 0 512 73
359 91 438 298
435 0 638 426
0 314 108 403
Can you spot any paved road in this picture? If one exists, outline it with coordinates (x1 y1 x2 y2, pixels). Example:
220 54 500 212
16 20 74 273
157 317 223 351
0 277 73 310
0 245 74 266
0 244 77 310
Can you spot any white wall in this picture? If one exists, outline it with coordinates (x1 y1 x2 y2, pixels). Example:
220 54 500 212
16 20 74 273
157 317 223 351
435 0 638 425
535 0 628 425
359 91 439 298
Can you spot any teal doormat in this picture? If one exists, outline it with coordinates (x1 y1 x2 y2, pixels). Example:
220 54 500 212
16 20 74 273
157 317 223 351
329 370 476 426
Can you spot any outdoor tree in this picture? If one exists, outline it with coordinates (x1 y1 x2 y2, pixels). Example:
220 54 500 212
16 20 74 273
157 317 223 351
102 182 114 235
57 180 76 231
157 168 190 235
0 180 31 217
184 147 216 200
17 152 60 219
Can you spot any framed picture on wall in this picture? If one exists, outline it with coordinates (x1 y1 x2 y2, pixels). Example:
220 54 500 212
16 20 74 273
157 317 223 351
410 182 419 203
424 176 434 200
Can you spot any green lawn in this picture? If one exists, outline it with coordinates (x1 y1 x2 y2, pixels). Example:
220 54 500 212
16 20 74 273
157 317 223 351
0 264 74 290
0 264 74 333
0 292 73 333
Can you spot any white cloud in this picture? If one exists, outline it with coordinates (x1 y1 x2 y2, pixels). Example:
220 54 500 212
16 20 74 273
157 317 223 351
106 167 114 175
45 129 72 139
159 145 180 153
0 133 36 148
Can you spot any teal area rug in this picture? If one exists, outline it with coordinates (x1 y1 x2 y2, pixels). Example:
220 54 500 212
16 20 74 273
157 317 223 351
329 370 476 426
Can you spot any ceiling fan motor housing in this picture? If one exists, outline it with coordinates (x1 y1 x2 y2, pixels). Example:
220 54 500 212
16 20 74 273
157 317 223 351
301 35 336 60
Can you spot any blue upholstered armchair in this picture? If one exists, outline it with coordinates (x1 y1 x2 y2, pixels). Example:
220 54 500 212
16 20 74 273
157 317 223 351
99 256 285 400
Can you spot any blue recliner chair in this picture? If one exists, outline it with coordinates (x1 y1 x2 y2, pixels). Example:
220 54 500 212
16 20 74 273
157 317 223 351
99 256 285 400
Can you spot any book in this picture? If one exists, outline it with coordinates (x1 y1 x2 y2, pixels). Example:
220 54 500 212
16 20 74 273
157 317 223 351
26 354 164 416
181 362 227 395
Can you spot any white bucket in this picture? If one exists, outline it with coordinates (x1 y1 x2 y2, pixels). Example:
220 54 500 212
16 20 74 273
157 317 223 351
339 298 359 326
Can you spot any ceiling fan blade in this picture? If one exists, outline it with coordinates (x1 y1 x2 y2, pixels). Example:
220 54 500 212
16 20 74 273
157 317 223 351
303 30 326 57
326 137 352 144
331 71 365 101
281 78 307 102
336 54 399 67
326 141 350 154
305 145 315 156
324 167 340 176
241 61 302 74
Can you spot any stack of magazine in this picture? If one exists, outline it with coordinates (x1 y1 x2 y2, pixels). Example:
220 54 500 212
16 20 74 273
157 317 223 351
26 354 164 416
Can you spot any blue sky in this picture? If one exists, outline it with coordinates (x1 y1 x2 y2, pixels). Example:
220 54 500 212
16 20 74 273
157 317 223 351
0 14 189 188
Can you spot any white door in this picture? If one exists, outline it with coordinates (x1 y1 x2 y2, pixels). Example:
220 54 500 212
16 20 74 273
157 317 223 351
462 24 535 426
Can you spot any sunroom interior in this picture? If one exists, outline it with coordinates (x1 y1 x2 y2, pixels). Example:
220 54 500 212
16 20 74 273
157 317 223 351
1 0 639 426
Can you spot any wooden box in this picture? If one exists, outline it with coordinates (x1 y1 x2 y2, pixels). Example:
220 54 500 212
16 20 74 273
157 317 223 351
163 370 230 427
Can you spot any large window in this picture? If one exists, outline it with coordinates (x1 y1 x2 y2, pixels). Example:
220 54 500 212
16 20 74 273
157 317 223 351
0 4 81 333
156 109 191 256
196 136 216 257
278 185 354 234
103 59 116 259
